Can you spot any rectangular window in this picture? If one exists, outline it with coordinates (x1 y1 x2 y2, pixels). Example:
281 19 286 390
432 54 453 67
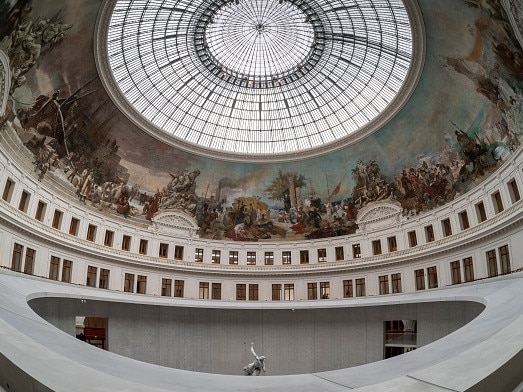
86 224 97 242
11 243 23 272
415 269 425 290
211 250 221 264
49 256 60 281
272 284 282 300
508 179 520 203
282 251 292 265
24 248 35 275
408 231 418 247
425 225 435 242
299 250 309 264
162 278 172 296
61 260 72 283
463 257 474 282
247 251 256 265
174 280 184 297
124 273 135 293
159 243 169 258
391 273 402 293
459 210 470 230
379 275 389 295
86 266 97 287
194 248 204 263
174 245 184 260
427 266 438 289
52 210 63 230
335 246 344 261
352 244 361 258
236 284 246 300
486 249 498 277
442 218 452 237
307 282 317 300
499 245 511 274
355 278 366 297
121 235 131 251
34 200 46 221
320 282 330 299
104 230 114 247
264 252 274 265
343 279 353 298
18 190 30 212
451 260 461 284
492 191 504 214
2 178 14 202
248 284 259 301
139 239 148 255
476 201 487 222
229 251 238 265
284 284 294 301
318 248 327 263
69 217 79 236
199 282 209 299
99 268 110 289
137 275 147 294
387 236 398 252
372 240 382 255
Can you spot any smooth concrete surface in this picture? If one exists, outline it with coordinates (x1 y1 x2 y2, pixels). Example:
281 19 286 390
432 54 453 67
1 268 523 391
29 297 483 375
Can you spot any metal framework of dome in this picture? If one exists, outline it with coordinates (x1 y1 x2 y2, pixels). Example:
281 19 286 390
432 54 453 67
96 0 424 160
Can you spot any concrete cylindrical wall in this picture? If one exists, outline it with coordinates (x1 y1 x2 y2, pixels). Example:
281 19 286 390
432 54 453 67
29 297 484 375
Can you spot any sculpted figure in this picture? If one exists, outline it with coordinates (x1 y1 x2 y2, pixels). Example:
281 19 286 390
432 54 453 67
243 343 265 376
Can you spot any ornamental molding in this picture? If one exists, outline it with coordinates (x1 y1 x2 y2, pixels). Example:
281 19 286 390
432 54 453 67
151 211 199 238
356 202 403 231
1 193 522 277
0 49 10 117
503 0 523 50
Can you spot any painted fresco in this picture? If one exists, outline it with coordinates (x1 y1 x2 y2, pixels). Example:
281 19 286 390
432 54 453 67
0 0 522 242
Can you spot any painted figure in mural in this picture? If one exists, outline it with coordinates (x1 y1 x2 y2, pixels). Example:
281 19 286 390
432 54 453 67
5 3 72 93
145 189 161 220
79 170 94 204
157 169 200 216
243 343 266 376
352 160 392 208
32 147 49 181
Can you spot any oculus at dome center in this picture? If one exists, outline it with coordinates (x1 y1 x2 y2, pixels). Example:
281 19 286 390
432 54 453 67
100 0 420 159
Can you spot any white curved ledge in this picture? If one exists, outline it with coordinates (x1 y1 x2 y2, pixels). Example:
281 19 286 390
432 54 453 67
1 269 522 391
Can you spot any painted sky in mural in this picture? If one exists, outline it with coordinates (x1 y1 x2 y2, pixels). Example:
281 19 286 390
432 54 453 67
1 0 522 241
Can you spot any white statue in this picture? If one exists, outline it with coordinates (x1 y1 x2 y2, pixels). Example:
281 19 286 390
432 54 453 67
243 343 265 376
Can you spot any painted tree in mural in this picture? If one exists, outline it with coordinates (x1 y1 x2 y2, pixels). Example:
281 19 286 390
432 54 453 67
264 170 306 211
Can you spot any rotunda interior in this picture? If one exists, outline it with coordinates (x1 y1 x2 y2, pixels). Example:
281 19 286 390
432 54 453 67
0 0 523 390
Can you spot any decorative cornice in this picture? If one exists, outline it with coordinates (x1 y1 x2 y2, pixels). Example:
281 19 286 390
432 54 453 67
151 212 199 238
503 0 523 50
1 193 522 278
0 50 10 117
356 202 403 231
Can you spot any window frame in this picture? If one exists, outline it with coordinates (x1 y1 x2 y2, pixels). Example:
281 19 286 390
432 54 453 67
61 260 73 283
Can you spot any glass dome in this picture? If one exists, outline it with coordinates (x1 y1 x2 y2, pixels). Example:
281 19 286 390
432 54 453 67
99 0 422 160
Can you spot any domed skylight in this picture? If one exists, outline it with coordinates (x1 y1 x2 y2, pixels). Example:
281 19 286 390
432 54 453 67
97 0 423 160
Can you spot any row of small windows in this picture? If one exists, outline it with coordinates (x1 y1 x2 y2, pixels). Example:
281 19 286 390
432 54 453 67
10 243 512 299
2 175 521 263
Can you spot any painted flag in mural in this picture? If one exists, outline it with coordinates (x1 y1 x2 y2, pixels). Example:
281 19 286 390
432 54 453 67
328 181 342 200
